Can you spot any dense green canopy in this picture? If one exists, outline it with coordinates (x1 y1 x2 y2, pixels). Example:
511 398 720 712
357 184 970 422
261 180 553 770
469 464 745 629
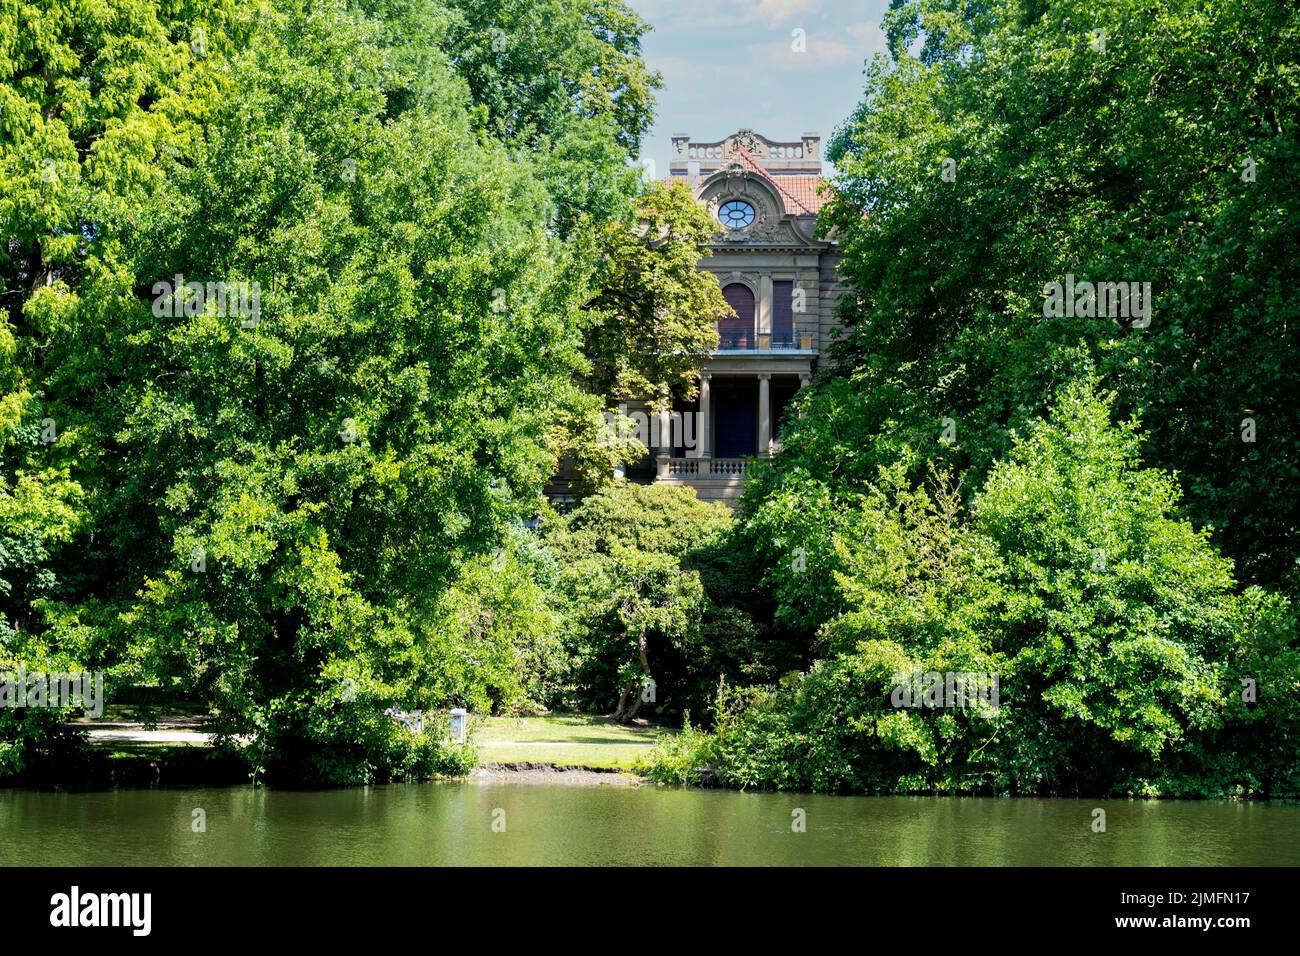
789 0 1299 591
3 0 1294 796
654 0 1300 797
0 0 714 782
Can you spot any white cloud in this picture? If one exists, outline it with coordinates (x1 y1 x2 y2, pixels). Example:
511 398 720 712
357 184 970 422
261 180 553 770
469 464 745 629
751 0 821 26
746 21 890 71
647 53 749 86
631 0 821 31
847 21 891 58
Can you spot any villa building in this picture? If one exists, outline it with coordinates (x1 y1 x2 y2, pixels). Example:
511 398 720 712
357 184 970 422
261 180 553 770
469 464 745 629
639 129 848 504
549 129 849 508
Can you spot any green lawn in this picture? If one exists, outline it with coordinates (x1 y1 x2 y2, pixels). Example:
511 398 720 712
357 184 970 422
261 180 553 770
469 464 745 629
68 708 675 772
475 713 673 770
68 701 209 726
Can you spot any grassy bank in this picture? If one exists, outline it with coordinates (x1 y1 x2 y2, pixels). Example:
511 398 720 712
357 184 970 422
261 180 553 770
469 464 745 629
476 714 670 770
4 712 675 787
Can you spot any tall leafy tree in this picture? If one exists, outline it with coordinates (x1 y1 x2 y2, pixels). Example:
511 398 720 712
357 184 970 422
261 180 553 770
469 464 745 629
442 0 659 155
762 0 1300 593
543 483 729 720
442 0 661 230
0 0 674 782
664 383 1296 795
581 181 730 404
713 0 1300 795
0 0 242 773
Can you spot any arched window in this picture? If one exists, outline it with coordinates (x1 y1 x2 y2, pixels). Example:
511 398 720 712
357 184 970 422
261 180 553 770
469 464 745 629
719 283 754 349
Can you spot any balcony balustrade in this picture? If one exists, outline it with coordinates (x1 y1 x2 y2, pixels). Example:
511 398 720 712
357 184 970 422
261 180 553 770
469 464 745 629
658 457 750 479
715 330 814 351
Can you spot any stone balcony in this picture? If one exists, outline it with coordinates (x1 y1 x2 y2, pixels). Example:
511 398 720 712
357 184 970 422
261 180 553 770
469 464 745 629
656 456 752 505
715 330 817 352
659 456 750 478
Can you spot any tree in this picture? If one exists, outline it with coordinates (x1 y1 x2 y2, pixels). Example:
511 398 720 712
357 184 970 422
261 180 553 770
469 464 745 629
666 381 1296 795
442 0 661 230
442 0 659 155
1 0 668 782
0 0 242 777
762 0 1300 593
580 180 730 405
543 483 728 720
969 379 1245 791
554 180 732 495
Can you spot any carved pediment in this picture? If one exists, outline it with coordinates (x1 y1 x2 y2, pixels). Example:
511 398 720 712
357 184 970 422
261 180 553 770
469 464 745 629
730 129 764 156
698 166 828 250
712 214 820 248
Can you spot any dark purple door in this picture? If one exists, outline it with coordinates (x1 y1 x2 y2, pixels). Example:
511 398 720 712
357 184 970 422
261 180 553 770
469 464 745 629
713 379 757 458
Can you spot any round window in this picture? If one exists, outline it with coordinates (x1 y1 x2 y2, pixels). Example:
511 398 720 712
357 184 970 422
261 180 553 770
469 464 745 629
719 200 756 230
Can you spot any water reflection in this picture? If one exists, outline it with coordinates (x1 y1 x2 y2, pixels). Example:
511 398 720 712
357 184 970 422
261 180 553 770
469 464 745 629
1 784 1295 866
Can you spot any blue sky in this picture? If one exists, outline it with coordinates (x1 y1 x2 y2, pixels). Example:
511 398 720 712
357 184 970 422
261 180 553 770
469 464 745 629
628 0 897 179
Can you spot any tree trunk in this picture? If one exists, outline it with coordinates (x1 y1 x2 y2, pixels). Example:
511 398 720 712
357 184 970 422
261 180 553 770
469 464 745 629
616 635 653 723
613 675 637 721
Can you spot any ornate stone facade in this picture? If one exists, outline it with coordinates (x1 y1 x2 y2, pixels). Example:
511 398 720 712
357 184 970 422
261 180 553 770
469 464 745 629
546 129 849 508
651 130 848 505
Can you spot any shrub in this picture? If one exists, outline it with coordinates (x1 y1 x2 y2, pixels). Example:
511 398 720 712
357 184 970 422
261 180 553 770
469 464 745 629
663 381 1297 796
543 483 728 719
638 712 719 784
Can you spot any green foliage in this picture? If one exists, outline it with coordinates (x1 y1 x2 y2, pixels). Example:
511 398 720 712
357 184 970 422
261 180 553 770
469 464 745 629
802 0 1300 592
721 0 1300 797
6 0 1293 800
0 0 668 783
538 482 806 722
77 0 583 780
443 0 658 154
972 380 1238 775
442 0 660 229
637 710 717 784
677 519 808 713
543 483 729 719
0 0 238 777
0 635 86 779
581 181 729 404
424 535 566 715
248 701 478 786
0 397 85 778
547 480 731 559
680 383 1298 795
560 181 732 494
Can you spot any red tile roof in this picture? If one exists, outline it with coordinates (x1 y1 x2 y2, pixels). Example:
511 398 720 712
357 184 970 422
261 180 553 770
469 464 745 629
774 175 830 214
728 147 826 216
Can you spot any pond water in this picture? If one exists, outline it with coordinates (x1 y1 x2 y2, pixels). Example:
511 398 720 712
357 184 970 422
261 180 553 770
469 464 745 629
2 781 1296 866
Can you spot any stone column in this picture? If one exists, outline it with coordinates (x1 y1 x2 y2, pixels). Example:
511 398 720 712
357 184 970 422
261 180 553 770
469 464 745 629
758 373 771 457
656 392 671 475
698 373 712 470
